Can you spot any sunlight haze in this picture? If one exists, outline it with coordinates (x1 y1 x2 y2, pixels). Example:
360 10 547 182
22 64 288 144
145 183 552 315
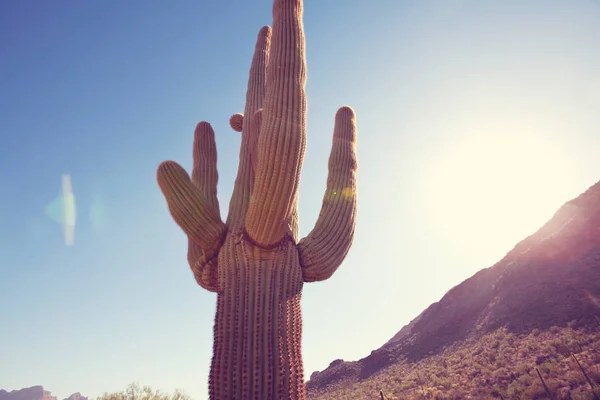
1 1 599 400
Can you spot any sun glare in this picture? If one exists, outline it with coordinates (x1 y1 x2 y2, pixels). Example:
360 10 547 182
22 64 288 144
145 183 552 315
420 131 580 258
44 174 76 246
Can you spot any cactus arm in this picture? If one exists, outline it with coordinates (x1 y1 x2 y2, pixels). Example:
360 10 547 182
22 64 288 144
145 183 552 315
185 121 223 291
156 122 226 251
187 240 219 292
298 106 358 282
249 107 300 241
248 109 262 173
245 0 307 246
191 121 221 213
226 26 272 228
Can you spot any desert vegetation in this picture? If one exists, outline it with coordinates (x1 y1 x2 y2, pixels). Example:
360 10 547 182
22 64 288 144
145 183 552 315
308 323 600 399
94 383 191 400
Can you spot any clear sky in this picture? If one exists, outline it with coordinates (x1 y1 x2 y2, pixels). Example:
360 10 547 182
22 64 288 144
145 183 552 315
1 1 599 399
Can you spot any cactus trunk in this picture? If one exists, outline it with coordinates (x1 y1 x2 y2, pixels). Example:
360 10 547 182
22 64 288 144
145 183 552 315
209 234 304 399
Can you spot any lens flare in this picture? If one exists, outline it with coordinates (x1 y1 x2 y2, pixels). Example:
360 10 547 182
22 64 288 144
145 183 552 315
44 174 76 246
585 290 600 309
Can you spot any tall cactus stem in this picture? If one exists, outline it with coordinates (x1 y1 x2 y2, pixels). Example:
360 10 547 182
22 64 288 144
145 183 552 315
156 0 357 398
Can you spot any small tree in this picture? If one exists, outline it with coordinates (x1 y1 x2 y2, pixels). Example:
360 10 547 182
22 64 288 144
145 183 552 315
95 383 192 400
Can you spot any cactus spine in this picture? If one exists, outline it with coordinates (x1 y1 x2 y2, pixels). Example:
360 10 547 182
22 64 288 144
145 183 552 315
156 0 358 399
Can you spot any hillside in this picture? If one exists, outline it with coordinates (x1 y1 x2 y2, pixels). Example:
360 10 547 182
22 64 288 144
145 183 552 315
307 180 600 399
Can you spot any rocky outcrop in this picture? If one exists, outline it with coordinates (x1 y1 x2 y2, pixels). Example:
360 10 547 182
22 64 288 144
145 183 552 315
0 386 56 400
0 387 86 400
62 393 87 400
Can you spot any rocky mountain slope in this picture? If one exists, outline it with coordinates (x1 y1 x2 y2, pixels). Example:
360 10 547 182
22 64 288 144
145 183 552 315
0 387 87 400
307 179 600 398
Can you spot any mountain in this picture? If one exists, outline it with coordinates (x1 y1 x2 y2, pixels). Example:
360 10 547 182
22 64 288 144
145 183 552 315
0 387 87 400
62 394 87 400
307 180 600 399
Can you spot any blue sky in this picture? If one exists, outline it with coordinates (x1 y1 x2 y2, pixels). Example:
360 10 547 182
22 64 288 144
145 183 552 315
1 1 599 399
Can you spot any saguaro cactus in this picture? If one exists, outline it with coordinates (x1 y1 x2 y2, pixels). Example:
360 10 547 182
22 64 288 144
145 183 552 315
156 0 357 399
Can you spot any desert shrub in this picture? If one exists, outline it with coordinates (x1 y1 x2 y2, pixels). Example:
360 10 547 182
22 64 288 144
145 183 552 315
308 325 600 400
